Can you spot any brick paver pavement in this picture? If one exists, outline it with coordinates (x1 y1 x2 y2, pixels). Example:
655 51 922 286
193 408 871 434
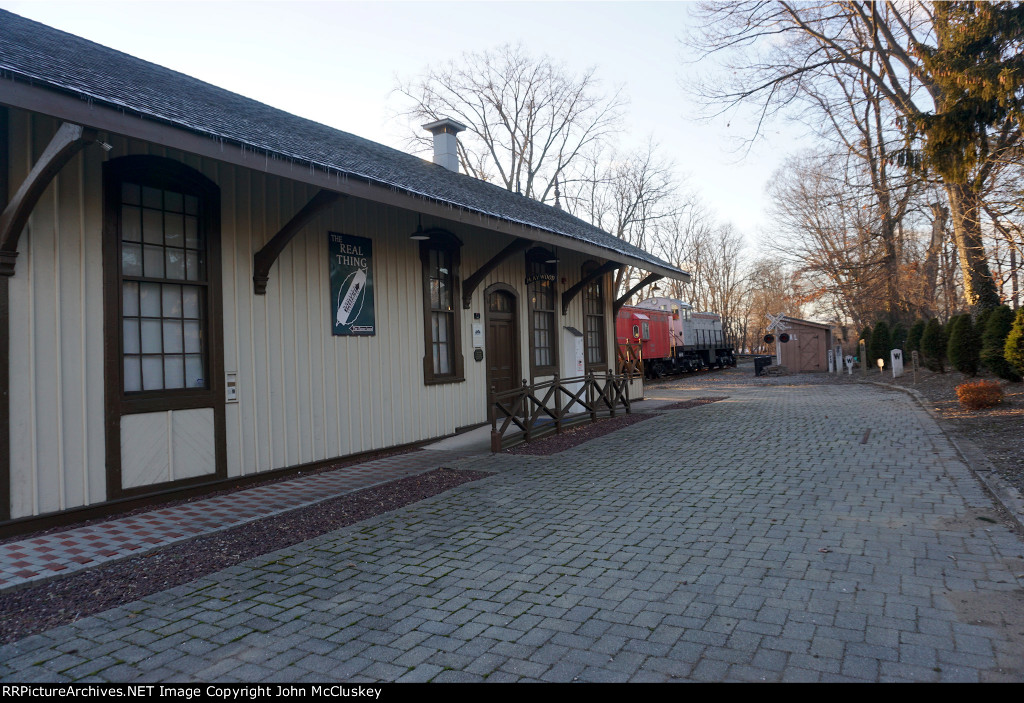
1 380 1022 682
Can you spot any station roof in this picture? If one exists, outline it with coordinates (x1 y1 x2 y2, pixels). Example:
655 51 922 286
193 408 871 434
0 10 689 282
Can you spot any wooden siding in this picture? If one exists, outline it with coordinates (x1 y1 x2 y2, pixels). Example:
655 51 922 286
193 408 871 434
5 110 622 519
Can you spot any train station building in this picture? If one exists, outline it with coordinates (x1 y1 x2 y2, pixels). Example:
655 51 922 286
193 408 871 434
0 11 688 530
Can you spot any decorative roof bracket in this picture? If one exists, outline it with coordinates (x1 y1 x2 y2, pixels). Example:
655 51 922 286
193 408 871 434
613 273 663 313
253 189 344 294
462 237 533 309
561 261 621 315
0 122 97 276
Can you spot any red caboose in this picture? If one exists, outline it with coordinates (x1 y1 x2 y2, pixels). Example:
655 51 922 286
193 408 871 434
616 306 672 362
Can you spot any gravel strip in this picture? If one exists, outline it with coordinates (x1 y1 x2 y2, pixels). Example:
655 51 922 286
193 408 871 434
0 467 488 644
504 413 658 455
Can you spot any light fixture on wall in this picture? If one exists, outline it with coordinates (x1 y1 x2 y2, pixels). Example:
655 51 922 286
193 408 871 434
545 246 559 264
410 214 431 241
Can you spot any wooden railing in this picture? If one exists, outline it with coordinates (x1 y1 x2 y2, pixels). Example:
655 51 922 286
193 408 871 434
616 343 643 376
489 371 632 452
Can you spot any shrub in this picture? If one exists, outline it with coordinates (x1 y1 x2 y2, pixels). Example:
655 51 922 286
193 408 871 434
981 305 1021 381
890 322 907 352
906 319 925 354
870 320 891 369
947 313 980 375
920 318 947 372
1006 307 1024 376
975 307 994 342
955 380 1003 410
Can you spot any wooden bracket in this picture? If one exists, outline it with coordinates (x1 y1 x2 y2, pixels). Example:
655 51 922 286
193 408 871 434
462 238 533 308
253 189 343 294
0 122 97 276
561 261 621 315
613 273 663 313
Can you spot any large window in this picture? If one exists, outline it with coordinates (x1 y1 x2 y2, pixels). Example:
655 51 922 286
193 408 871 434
105 156 220 401
582 261 606 368
420 230 464 384
103 155 225 499
527 248 558 376
119 183 207 391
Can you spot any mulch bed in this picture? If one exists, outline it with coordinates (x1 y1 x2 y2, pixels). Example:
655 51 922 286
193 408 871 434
0 445 428 546
0 467 488 645
505 396 727 456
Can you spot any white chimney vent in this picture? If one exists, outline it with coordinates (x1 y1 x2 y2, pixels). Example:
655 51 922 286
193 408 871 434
422 117 467 173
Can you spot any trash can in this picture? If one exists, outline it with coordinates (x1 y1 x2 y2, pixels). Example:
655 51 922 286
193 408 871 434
754 356 773 376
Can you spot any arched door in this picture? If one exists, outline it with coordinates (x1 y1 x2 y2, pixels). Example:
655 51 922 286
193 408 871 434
485 286 519 400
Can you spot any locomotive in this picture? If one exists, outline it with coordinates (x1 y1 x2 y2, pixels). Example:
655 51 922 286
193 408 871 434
616 296 736 378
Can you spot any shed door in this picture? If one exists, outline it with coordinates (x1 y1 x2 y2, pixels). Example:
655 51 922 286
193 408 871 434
799 332 822 371
486 289 519 398
103 157 226 500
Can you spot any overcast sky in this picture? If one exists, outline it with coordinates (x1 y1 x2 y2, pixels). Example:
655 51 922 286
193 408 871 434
1 1 810 244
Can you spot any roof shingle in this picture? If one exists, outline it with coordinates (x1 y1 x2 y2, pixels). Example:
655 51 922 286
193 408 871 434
0 9 687 279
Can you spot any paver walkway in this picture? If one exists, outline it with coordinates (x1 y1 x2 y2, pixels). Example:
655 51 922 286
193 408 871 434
0 449 472 591
1 380 1022 682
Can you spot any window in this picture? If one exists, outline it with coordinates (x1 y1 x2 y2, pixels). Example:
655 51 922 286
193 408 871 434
582 262 606 368
420 230 464 384
119 182 207 392
527 248 558 375
105 156 220 400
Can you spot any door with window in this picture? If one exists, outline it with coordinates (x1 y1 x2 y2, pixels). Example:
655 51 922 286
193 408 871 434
103 156 226 499
485 285 519 401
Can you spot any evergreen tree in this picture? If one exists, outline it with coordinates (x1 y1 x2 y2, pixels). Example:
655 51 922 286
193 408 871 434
912 1 1024 310
982 306 1022 381
947 314 981 375
921 318 947 372
890 322 907 352
906 319 926 355
975 307 994 344
870 321 891 369
1005 307 1024 376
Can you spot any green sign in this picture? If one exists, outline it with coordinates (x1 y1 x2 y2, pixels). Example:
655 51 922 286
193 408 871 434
329 232 375 336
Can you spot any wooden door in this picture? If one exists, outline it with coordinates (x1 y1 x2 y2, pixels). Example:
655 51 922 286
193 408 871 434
486 288 519 397
799 332 821 371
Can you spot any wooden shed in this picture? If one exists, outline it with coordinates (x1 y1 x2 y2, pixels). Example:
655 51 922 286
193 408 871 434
776 317 833 373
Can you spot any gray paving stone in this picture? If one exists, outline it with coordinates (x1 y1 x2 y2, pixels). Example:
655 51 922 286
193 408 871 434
3 382 1023 684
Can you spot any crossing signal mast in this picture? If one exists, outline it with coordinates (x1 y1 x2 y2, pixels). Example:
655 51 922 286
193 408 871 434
765 312 790 365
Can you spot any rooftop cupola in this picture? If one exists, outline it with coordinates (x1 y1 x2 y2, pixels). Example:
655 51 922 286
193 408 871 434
422 117 467 173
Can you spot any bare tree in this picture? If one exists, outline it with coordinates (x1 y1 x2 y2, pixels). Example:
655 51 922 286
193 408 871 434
651 195 716 301
395 44 626 204
738 257 805 354
565 143 684 297
768 152 884 328
687 1 1022 310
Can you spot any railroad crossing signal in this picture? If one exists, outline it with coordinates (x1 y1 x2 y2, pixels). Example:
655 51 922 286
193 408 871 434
766 312 790 333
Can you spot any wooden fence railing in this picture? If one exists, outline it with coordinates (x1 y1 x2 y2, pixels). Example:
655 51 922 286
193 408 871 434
616 343 643 376
489 371 632 452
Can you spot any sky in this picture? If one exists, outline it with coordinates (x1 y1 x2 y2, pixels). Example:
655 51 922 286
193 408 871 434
0 0 810 244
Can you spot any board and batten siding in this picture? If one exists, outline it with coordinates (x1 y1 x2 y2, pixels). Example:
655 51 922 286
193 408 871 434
6 110 620 520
